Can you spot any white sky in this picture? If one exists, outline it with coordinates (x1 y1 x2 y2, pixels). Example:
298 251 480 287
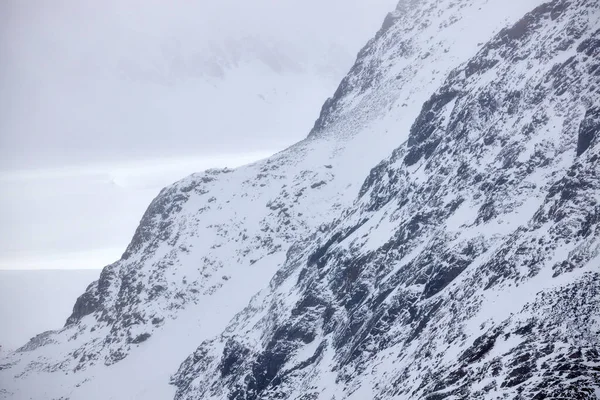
0 0 398 270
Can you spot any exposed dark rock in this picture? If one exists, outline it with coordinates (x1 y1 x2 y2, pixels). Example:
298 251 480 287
576 106 600 156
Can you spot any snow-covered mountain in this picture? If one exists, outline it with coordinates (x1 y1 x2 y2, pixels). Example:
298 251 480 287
1 0 599 399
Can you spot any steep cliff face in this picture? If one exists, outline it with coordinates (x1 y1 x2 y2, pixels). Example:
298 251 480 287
171 1 600 399
2 0 598 399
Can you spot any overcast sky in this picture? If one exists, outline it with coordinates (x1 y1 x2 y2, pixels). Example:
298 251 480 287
0 0 397 270
0 0 397 169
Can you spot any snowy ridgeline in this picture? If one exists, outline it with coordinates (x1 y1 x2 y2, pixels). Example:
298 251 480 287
1 0 599 399
0 0 396 278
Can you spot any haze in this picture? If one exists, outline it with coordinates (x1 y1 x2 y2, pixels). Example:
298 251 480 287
0 0 397 270
1 0 396 168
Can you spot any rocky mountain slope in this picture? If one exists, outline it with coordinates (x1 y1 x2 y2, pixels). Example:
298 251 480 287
1 0 599 399
171 1 600 398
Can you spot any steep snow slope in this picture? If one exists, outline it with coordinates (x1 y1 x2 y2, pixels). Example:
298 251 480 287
172 1 600 398
1 0 593 399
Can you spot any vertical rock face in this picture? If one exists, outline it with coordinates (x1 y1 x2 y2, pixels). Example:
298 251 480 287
577 106 600 156
2 0 599 399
